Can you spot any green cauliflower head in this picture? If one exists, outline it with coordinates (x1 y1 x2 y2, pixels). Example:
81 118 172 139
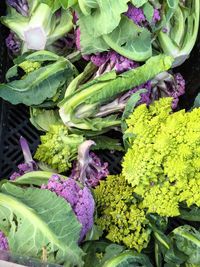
34 125 85 173
94 174 151 252
122 98 200 217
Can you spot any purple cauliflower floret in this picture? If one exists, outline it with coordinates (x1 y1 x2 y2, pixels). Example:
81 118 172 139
152 9 160 23
0 231 9 251
7 0 29 17
10 137 38 180
41 175 95 243
6 31 21 52
124 3 146 26
124 3 160 26
150 72 185 109
70 140 109 187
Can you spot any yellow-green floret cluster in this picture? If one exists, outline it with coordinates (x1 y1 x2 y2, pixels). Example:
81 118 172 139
19 60 41 78
34 125 85 172
94 174 151 252
122 97 200 217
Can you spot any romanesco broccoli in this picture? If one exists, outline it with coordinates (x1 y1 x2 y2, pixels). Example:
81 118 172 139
19 60 41 75
122 98 200 217
34 125 85 173
94 174 151 252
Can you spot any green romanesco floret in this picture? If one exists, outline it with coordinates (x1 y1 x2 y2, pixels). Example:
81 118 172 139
94 174 151 252
34 125 85 173
19 60 41 77
122 97 200 217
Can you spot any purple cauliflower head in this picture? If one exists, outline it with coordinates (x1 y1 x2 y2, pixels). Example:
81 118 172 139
7 0 29 17
70 140 109 187
6 31 21 53
10 137 38 181
41 174 95 243
0 231 9 251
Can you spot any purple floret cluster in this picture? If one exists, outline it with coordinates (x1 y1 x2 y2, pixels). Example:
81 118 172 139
6 31 21 53
0 231 9 251
124 2 160 26
7 0 29 17
41 175 95 243
70 140 109 187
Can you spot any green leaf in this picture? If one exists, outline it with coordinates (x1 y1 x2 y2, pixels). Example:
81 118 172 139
102 15 152 61
130 0 147 8
76 0 129 38
84 224 103 242
142 2 154 23
0 183 84 266
91 136 124 151
190 93 200 111
179 206 200 222
121 89 147 133
59 54 173 132
103 251 153 267
169 225 200 265
82 240 111 267
0 58 74 106
12 171 69 187
87 54 173 105
40 0 62 12
30 107 63 132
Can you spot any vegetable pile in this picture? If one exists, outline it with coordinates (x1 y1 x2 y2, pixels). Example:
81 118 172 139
0 0 200 266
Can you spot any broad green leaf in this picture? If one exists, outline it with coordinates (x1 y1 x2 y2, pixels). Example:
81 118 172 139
103 251 153 267
142 2 154 23
12 171 68 187
76 0 129 38
179 206 200 222
79 28 109 55
30 107 63 132
40 0 62 12
0 183 84 266
169 225 200 265
131 0 147 8
25 50 60 62
102 16 152 61
0 58 74 106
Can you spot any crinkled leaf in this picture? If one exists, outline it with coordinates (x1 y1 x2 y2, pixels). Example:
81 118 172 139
0 183 84 266
0 58 74 106
169 225 200 265
76 0 129 38
102 15 152 61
